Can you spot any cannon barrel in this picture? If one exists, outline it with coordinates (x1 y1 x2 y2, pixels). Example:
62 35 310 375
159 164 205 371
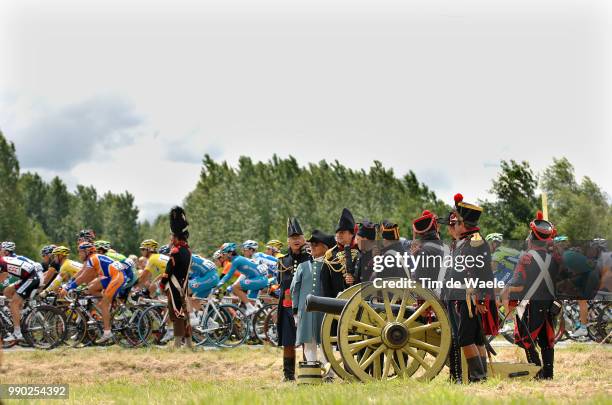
306 294 347 315
306 293 417 318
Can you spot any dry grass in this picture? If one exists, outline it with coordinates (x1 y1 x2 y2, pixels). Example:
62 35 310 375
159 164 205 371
1 344 610 404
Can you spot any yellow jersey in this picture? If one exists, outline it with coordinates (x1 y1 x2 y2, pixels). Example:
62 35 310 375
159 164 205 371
144 253 169 280
46 259 82 292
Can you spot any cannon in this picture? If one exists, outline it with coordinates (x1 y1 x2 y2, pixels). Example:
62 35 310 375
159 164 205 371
307 278 540 382
307 279 451 382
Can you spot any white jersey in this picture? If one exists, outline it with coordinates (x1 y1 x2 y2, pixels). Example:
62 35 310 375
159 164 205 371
250 252 278 276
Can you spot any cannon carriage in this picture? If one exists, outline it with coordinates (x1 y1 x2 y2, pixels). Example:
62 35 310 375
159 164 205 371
306 278 540 382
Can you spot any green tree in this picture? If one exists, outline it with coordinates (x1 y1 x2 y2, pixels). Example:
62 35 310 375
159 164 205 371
100 192 140 254
479 160 538 239
19 172 49 229
0 130 35 257
541 158 611 240
44 176 74 245
183 154 448 254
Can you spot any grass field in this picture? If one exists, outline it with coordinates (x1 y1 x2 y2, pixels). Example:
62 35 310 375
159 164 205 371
1 344 611 404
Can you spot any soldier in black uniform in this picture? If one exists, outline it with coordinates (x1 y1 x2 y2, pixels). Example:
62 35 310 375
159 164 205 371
160 206 193 349
277 217 311 381
377 220 408 279
354 220 378 283
502 211 560 379
437 210 462 383
411 210 447 294
321 208 359 298
444 193 498 383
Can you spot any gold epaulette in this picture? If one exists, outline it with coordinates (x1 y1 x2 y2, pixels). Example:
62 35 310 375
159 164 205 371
470 233 484 247
277 254 292 273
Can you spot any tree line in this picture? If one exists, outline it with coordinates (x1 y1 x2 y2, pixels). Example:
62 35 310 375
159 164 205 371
0 131 140 257
1 130 610 259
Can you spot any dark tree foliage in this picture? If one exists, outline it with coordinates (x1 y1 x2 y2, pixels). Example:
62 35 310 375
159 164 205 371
183 154 448 254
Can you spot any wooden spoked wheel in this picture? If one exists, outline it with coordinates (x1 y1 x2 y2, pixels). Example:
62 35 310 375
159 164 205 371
337 280 451 382
319 283 363 381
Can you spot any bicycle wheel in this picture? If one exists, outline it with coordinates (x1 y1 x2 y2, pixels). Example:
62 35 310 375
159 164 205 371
137 305 167 346
252 303 275 343
203 304 248 348
588 303 611 343
0 307 18 349
191 307 212 346
263 305 278 346
64 306 89 347
24 305 67 349
112 305 145 348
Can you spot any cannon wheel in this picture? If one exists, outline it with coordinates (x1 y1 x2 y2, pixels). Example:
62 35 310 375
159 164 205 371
320 284 363 381
337 280 451 382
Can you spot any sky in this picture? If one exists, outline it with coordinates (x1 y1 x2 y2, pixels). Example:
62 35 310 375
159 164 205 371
1 0 610 221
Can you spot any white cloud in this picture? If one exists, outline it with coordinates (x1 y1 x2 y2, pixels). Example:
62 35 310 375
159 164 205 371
1 0 610 222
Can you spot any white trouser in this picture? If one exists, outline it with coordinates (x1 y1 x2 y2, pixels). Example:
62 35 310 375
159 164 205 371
303 340 318 362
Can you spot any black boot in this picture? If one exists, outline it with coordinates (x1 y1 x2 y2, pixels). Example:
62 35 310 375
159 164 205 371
282 357 296 382
540 348 554 380
467 356 486 383
480 355 488 378
448 341 463 384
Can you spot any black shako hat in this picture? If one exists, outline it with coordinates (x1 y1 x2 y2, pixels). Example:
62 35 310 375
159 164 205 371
529 211 556 241
307 229 336 248
412 210 437 235
357 220 377 240
453 193 482 226
169 206 189 239
335 208 356 233
381 220 400 240
287 217 304 237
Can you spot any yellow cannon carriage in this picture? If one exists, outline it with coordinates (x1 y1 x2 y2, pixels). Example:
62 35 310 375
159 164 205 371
306 279 540 382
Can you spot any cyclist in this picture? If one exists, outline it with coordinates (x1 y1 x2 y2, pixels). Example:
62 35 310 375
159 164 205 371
39 244 57 274
41 246 82 294
189 254 220 299
217 243 268 316
62 241 127 343
0 241 44 343
137 239 169 295
486 233 520 287
242 240 278 279
264 240 284 258
94 240 126 261
188 253 220 326
570 238 609 338
77 229 96 244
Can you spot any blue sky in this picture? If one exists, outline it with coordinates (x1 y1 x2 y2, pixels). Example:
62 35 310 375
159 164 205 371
1 0 610 221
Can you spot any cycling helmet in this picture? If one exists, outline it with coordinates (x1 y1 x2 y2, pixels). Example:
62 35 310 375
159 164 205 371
139 239 159 252
485 233 504 243
159 244 171 255
212 250 222 260
1 241 16 252
242 240 258 250
94 240 111 251
78 241 96 255
221 242 237 254
265 239 283 251
77 229 96 242
41 244 57 256
52 246 70 257
554 235 569 242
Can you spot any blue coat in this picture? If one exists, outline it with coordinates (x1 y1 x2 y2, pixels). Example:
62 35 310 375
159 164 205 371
290 259 324 345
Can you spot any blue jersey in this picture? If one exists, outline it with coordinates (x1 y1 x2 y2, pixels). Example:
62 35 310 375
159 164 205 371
252 252 278 276
220 255 261 284
190 254 217 279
